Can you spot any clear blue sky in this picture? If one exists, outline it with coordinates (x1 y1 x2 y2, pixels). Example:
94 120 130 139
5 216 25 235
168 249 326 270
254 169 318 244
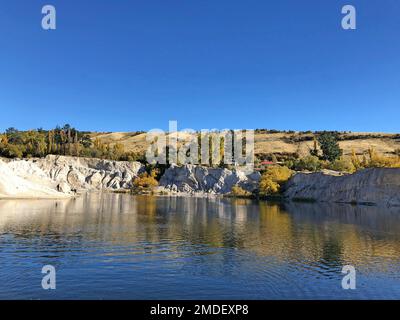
1 0 399 132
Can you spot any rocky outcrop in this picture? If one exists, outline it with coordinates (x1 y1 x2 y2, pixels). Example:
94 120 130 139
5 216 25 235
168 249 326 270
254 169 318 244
158 164 261 195
33 155 145 192
3 155 400 207
1 155 145 198
0 158 69 199
283 168 400 207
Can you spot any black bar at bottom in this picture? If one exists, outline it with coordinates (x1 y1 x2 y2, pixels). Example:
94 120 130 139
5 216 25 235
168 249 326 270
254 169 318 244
0 300 397 318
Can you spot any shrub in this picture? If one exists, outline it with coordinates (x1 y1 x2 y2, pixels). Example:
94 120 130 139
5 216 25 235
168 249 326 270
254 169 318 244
366 148 400 168
259 178 280 195
329 157 356 173
350 147 400 170
351 149 363 171
0 143 24 158
230 186 252 197
286 155 322 172
132 170 159 194
259 166 293 196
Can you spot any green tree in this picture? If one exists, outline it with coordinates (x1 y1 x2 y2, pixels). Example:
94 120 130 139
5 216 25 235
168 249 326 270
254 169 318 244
316 132 342 162
5 127 18 135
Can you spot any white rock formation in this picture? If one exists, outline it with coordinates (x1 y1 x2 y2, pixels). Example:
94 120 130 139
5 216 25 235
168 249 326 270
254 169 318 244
0 155 145 198
0 159 68 199
158 164 261 195
283 168 400 207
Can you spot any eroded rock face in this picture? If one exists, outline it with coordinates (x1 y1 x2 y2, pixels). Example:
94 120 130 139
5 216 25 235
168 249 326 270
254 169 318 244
159 164 261 195
0 158 69 199
41 155 144 191
283 168 400 207
57 182 71 194
3 155 145 196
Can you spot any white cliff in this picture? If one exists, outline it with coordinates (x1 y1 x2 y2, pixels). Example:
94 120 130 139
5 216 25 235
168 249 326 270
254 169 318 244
2 155 400 207
0 158 68 198
0 155 145 198
158 164 261 195
283 168 400 207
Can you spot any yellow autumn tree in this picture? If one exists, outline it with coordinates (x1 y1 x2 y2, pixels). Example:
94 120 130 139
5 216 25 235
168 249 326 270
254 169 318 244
259 166 293 196
132 170 159 194
351 149 362 170
230 185 251 197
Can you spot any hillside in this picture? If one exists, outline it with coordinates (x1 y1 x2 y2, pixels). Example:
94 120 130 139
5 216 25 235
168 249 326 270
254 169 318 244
90 131 400 160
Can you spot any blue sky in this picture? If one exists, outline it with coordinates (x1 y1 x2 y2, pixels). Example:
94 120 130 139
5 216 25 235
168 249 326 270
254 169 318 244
0 0 399 132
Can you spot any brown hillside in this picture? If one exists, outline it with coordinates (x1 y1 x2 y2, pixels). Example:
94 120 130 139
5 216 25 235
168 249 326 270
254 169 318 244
90 131 400 160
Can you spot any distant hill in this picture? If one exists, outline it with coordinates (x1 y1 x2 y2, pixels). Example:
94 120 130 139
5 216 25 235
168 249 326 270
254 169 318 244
90 131 400 160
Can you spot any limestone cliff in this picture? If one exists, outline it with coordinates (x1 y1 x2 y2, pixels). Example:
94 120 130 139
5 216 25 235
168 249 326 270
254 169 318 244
0 155 145 198
283 168 400 206
158 164 261 195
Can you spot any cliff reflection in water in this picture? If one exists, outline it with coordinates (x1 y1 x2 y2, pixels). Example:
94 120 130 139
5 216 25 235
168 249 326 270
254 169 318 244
1 193 400 273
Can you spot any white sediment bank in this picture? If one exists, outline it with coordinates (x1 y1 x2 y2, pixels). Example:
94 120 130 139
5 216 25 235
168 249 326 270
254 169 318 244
158 164 261 195
283 168 400 207
0 155 144 199
0 158 68 199
1 156 400 207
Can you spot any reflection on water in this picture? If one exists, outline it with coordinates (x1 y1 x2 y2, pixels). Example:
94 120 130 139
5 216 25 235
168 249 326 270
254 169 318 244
0 194 400 299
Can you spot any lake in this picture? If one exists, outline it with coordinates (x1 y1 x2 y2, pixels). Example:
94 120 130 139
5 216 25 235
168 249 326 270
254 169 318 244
0 193 400 299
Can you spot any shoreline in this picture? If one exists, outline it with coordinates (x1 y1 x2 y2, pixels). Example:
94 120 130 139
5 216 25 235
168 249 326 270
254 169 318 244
1 155 400 207
2 190 397 209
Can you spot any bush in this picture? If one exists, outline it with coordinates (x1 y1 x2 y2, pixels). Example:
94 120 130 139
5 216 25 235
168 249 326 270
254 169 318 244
259 166 293 196
0 143 24 158
259 178 280 195
132 170 159 194
329 157 356 173
230 186 252 197
366 148 400 168
350 148 400 170
350 149 363 171
286 155 322 172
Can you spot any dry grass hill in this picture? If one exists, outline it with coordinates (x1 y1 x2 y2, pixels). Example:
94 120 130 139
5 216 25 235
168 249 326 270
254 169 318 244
91 130 400 158
90 131 400 160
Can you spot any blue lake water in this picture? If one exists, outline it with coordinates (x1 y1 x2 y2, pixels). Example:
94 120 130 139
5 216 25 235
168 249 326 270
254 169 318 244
0 193 400 299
